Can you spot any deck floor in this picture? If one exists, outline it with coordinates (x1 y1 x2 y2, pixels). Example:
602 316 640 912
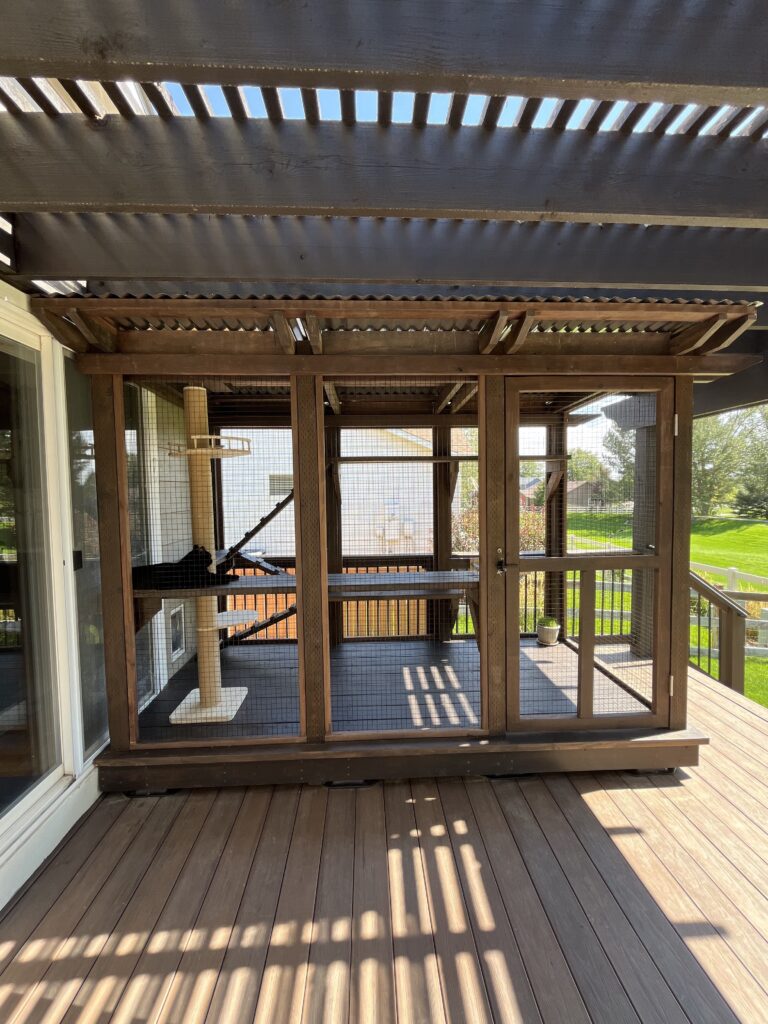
1 669 765 1023
138 638 646 741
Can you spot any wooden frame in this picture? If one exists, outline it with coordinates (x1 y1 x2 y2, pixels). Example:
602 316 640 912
503 376 677 733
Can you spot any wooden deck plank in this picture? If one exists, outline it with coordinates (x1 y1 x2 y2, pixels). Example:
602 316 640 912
253 786 328 1024
155 788 272 1024
544 775 740 1024
58 791 216 1024
570 773 768 1023
8 794 186 1024
437 780 541 1024
492 780 641 1024
302 788 356 1024
692 668 768 726
4 672 768 1024
108 789 245 1024
410 780 492 1024
0 796 158 1020
464 779 590 1024
350 785 396 1024
383 782 446 1024
204 786 301 1024
0 795 128 969
518 778 688 1024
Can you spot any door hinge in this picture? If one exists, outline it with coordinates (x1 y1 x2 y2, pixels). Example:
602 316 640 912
669 674 675 696
673 414 679 437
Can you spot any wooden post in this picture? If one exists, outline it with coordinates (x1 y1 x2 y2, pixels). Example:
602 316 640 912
544 420 566 631
91 374 135 751
719 607 746 694
292 375 330 741
504 379 520 731
325 425 344 646
669 378 693 729
481 377 506 735
578 570 596 718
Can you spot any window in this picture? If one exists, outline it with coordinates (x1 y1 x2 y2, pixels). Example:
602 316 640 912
170 605 185 661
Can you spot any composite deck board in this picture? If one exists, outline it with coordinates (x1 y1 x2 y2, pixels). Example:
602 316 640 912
2 672 768 1022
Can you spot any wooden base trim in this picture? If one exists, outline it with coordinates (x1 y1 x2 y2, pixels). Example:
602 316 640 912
96 728 706 790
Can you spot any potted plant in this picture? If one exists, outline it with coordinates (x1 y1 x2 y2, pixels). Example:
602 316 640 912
537 615 560 646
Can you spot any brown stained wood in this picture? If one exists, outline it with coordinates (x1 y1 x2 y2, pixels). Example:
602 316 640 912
76 352 761 378
58 791 216 1024
483 377 506 734
252 786 328 1024
291 376 330 740
451 382 479 412
34 309 89 353
204 788 301 1024
302 788 355 1024
323 381 341 414
435 381 462 413
503 312 536 353
108 789 245 1024
543 775 739 1024
273 312 297 355
0 798 158 1016
305 314 323 354
437 780 542 1024
519 779 688 1024
156 788 272 1024
0 796 128 969
464 779 591 1024
492 780 641 1024
668 314 728 355
670 378 693 729
697 312 757 354
478 311 508 354
383 783 446 1024
350 786 395 1024
91 375 135 750
577 570 596 718
68 309 117 352
410 780 493 1023
8 794 185 1024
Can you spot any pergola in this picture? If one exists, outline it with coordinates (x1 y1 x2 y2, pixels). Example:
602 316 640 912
1 1 766 787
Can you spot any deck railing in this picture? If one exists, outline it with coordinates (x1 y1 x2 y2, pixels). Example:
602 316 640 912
689 571 748 692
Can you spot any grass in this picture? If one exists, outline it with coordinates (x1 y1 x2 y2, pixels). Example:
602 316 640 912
568 512 768 578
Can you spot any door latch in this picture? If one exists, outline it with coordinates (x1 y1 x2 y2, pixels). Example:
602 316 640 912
496 559 507 575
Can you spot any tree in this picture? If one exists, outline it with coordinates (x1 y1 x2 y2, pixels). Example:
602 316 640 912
568 448 605 484
603 425 635 493
735 404 768 519
691 412 748 516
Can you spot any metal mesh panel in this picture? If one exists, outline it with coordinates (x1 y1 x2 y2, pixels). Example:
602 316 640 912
128 381 300 741
592 568 655 710
520 570 581 717
326 379 481 734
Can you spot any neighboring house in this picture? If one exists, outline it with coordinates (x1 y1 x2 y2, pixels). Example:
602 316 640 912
519 477 602 509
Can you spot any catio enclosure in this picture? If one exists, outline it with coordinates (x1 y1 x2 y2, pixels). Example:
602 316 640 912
36 294 758 786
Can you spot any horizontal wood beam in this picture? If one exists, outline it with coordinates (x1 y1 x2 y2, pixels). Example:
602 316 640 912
74 352 761 377
3 121 768 227
2 2 766 105
17 216 768 293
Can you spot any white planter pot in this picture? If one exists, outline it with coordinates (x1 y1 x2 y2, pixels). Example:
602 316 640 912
537 623 560 646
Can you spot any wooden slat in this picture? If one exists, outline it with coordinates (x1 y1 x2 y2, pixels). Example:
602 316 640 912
377 90 392 126
350 786 395 1024
261 86 282 123
18 213 768 292
5 3 768 108
302 788 355 1024
383 783 446 1024
204 788 301 1024
223 84 248 121
448 92 468 128
503 311 535 353
410 780 493 1022
16 77 60 116
101 81 135 119
141 81 174 119
272 312 297 354
340 89 355 126
482 95 505 130
669 314 729 355
300 87 320 125
4 119 768 229
477 311 508 353
517 97 543 131
412 92 430 127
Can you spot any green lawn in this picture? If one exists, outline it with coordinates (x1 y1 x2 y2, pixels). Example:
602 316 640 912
567 512 768 578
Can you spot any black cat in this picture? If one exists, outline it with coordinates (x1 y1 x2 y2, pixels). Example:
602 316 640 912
132 546 238 590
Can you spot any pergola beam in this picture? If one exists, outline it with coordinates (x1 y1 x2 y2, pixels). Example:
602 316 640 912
2 120 767 228
15 215 768 293
1 1 767 105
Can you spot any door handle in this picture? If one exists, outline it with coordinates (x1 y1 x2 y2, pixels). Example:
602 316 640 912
496 559 507 575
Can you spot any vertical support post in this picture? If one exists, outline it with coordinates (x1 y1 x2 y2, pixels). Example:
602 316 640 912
325 425 344 646
432 424 453 640
504 379 520 730
292 374 330 741
544 419 566 630
481 376 506 734
670 377 693 729
630 415 657 657
91 374 135 751
719 607 746 694
578 569 596 718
